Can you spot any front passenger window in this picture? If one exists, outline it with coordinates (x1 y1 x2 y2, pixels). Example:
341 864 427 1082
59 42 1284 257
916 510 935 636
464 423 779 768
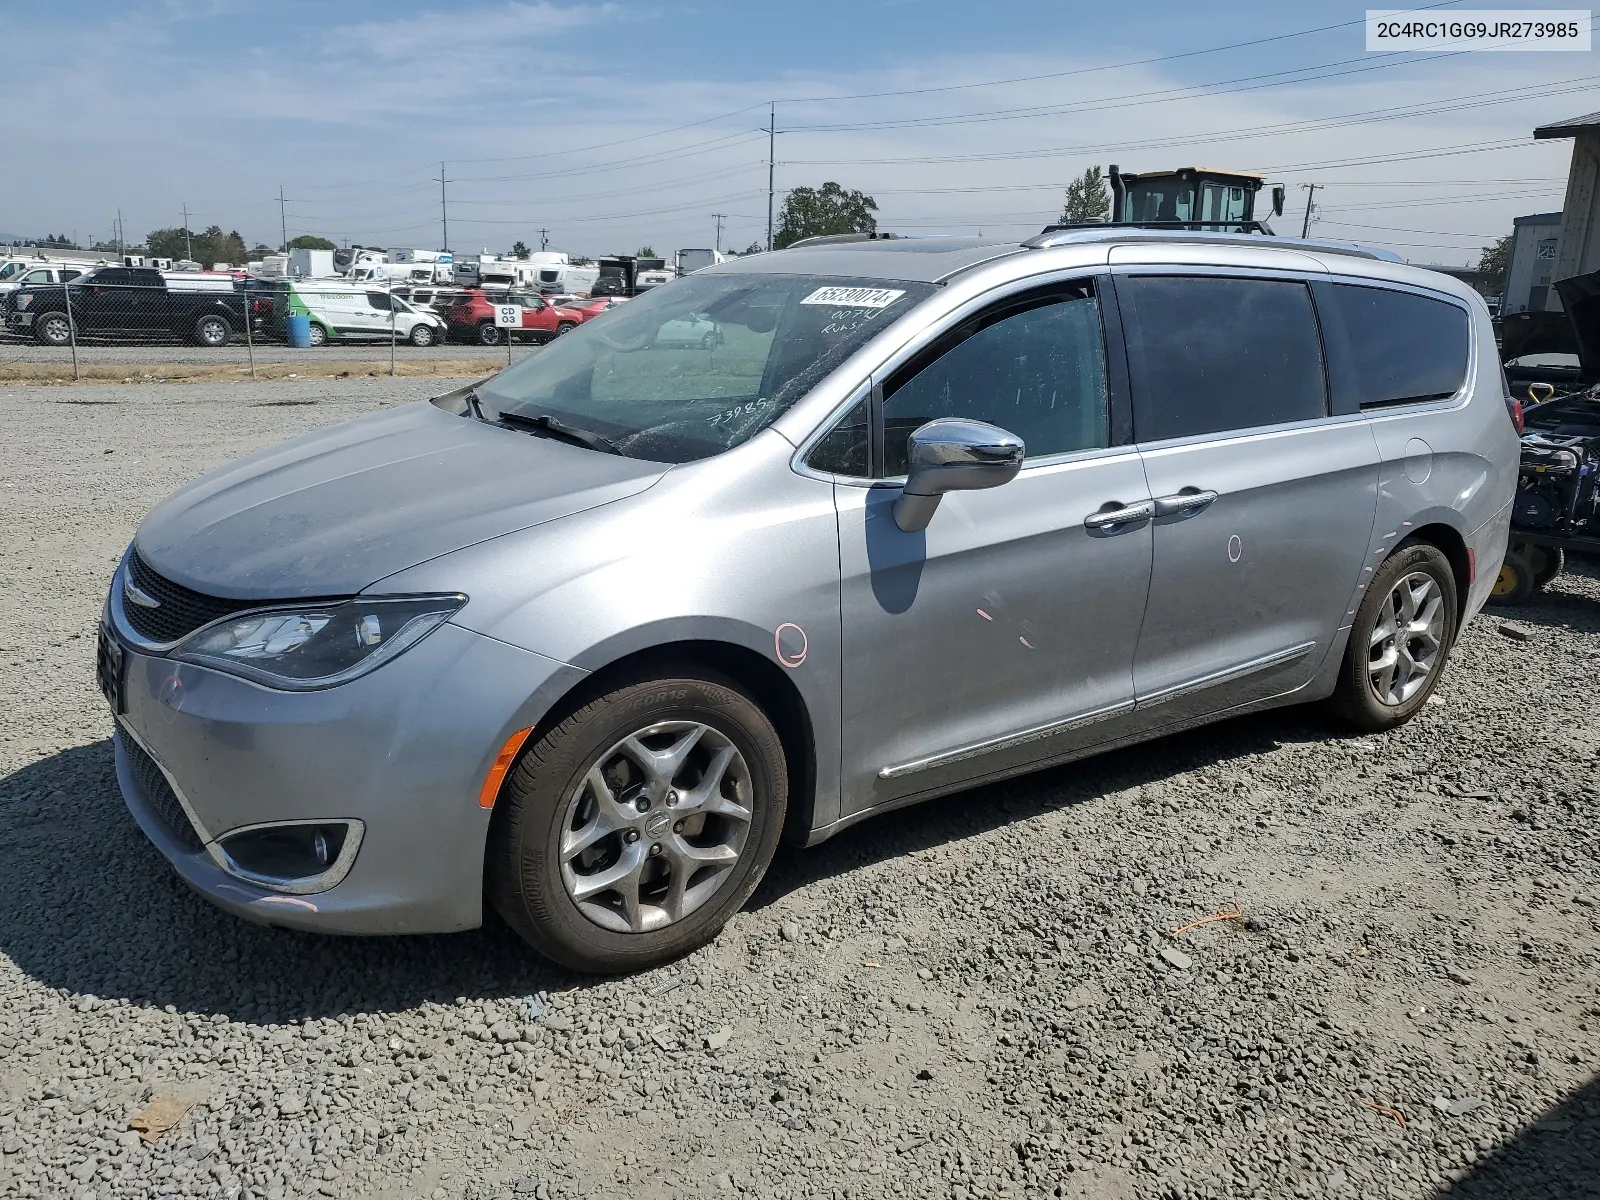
880 283 1110 477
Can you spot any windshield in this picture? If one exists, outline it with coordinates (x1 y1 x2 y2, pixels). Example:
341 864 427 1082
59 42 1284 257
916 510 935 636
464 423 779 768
0 263 25 281
478 273 932 463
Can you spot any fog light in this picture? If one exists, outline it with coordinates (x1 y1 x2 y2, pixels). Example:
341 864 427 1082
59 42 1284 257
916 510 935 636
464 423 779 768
216 821 361 891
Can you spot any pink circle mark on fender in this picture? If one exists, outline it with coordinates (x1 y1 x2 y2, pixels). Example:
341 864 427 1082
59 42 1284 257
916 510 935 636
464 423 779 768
1227 534 1243 564
774 623 808 669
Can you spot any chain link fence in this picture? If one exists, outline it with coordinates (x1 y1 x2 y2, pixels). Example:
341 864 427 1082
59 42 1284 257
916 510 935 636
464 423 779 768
0 267 559 379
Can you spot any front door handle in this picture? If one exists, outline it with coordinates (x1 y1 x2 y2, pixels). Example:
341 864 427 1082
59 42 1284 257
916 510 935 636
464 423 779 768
1153 489 1219 517
1083 499 1156 529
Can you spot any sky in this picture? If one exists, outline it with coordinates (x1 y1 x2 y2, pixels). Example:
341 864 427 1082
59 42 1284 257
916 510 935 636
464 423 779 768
3 0 1595 266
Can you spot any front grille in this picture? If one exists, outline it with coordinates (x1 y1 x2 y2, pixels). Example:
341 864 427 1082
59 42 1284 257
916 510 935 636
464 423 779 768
123 549 259 644
122 733 205 853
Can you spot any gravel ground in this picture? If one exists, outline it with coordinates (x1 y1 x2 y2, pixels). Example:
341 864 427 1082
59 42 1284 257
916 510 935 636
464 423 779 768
0 339 520 369
1 379 1598 1200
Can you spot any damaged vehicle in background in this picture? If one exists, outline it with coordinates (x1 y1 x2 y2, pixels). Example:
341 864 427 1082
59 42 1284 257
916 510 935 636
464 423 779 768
1491 267 1600 603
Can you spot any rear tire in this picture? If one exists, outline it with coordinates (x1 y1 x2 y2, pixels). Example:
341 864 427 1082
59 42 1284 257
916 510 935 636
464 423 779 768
1329 540 1457 732
1525 543 1563 589
33 311 71 346
1488 549 1536 606
488 669 788 974
193 314 231 347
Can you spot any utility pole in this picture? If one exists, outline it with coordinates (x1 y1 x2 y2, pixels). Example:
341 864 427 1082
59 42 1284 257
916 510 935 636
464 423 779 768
537 228 550 252
278 186 288 253
766 103 776 253
182 203 193 261
712 213 726 253
116 208 124 260
1300 183 1319 239
436 161 451 253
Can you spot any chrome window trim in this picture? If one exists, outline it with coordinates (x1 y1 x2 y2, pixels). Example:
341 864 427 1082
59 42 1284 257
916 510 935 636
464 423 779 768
1130 409 1373 457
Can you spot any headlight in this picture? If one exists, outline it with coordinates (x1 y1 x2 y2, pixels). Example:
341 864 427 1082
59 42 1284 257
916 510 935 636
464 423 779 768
173 594 466 690
15 294 31 310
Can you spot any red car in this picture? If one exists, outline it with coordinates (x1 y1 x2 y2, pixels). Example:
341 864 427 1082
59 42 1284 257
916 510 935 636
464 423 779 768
548 296 622 323
443 289 584 345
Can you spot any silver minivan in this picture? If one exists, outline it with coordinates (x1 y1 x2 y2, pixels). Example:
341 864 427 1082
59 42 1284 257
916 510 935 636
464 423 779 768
99 230 1517 972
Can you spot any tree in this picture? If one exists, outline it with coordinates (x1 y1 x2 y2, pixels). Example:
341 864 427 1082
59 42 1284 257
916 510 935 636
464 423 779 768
774 182 878 249
511 240 530 260
1477 233 1513 296
636 245 656 258
740 242 763 256
1059 166 1110 224
146 227 191 259
286 234 337 251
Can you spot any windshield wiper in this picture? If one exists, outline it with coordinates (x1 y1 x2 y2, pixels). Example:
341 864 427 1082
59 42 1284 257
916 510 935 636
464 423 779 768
497 411 623 456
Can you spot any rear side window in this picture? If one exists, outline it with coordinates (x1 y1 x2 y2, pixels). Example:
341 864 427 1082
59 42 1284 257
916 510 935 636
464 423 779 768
1320 284 1469 408
1119 276 1328 441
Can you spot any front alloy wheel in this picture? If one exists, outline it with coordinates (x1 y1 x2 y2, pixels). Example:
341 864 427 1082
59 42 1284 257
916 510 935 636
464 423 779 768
489 669 787 973
560 721 753 933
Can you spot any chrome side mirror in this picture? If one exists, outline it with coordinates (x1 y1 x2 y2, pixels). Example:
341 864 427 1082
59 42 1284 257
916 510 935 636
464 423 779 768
893 418 1025 532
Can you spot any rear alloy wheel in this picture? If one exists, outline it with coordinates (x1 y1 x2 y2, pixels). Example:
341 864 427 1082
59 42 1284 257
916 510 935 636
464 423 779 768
34 311 72 346
489 670 787 973
1330 540 1457 731
476 321 502 346
193 314 231 347
408 323 436 347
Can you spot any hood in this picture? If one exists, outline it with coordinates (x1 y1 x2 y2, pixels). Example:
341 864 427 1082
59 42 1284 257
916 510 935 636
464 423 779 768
1497 311 1578 366
1553 267 1600 385
135 401 668 600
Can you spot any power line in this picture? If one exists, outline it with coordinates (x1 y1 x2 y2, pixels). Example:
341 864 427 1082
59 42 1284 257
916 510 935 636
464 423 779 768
773 0 1468 103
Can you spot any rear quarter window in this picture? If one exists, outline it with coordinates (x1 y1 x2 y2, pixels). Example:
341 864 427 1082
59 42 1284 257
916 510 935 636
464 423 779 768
1317 283 1469 410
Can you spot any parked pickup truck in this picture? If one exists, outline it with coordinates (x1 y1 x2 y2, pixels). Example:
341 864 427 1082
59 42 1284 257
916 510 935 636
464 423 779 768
6 266 263 347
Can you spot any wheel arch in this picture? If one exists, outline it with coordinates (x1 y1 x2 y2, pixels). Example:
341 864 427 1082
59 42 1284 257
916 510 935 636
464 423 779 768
1402 521 1471 623
494 638 819 849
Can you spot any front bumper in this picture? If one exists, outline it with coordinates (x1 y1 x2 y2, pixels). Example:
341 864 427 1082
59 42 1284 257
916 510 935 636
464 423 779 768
108 615 581 935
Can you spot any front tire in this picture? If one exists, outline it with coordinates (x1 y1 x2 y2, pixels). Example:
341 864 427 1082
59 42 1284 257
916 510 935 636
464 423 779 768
556 321 576 337
488 669 788 973
1330 540 1457 731
409 323 436 347
476 321 502 346
306 322 328 347
33 311 72 346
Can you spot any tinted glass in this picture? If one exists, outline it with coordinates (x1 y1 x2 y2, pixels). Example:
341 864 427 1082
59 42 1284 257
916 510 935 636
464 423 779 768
366 292 393 310
1324 284 1468 407
881 285 1109 476
1121 276 1327 441
806 397 869 476
480 274 932 463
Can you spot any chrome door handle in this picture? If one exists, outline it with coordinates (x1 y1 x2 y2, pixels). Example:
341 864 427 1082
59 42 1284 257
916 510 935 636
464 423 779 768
1083 499 1156 529
1153 489 1219 517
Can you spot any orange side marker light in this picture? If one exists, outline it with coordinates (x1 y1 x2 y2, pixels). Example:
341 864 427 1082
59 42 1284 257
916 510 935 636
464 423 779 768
479 727 534 809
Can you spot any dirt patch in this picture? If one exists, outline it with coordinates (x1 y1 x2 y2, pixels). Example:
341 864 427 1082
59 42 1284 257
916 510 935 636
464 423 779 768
0 359 490 386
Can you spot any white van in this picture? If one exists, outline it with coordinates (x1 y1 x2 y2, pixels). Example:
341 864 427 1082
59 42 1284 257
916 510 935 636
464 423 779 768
278 280 446 347
533 260 600 295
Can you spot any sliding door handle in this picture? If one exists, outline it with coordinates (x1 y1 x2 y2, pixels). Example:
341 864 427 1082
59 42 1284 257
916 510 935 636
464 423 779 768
1083 499 1156 529
1153 489 1219 517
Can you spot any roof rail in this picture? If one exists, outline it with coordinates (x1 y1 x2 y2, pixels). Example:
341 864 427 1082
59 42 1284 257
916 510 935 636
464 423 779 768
784 232 908 249
1022 225 1402 262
